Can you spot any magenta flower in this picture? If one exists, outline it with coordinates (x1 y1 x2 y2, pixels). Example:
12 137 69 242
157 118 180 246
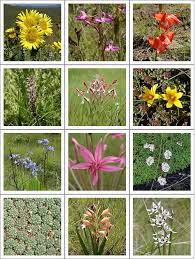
75 10 88 21
105 42 120 52
71 139 122 186
95 12 113 23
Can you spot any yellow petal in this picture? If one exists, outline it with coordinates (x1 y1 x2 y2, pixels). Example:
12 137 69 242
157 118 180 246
166 101 173 108
151 84 158 94
174 100 183 108
165 87 172 94
176 92 183 99
154 94 160 99
162 94 168 101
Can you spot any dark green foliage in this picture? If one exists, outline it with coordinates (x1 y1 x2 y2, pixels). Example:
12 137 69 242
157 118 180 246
133 133 191 185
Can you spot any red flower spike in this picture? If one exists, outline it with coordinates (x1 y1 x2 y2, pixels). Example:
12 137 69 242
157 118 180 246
148 32 174 54
154 12 182 31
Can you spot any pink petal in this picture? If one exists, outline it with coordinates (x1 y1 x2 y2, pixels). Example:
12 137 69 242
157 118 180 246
71 162 91 170
92 170 99 186
94 139 104 162
101 156 121 164
99 165 122 172
79 145 95 163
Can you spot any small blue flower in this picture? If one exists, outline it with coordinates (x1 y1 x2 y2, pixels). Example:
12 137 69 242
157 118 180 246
47 146 55 152
38 138 49 145
9 154 20 160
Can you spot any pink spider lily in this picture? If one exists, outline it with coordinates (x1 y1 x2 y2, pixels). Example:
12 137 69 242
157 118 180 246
95 12 113 23
105 42 120 52
70 139 122 186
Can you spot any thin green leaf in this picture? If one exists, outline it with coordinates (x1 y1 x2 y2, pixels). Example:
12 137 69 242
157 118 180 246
97 237 107 255
76 227 89 255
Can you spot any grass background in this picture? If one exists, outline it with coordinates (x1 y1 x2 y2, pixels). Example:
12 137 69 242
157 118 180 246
69 198 126 255
133 133 191 185
69 133 126 190
69 4 126 61
68 68 126 126
4 133 61 191
4 68 61 126
133 4 191 61
133 198 191 256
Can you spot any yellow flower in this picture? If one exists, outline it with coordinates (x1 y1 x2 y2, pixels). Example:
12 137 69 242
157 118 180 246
16 9 40 29
162 86 183 108
140 84 160 107
52 41 61 52
37 14 53 36
19 27 44 50
5 27 16 39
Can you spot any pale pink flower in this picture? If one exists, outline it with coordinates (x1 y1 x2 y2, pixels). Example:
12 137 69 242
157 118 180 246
111 133 125 139
101 208 112 216
95 12 113 23
71 139 122 186
105 42 120 52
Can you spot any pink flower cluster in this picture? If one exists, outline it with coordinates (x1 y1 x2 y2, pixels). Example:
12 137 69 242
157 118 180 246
75 10 120 52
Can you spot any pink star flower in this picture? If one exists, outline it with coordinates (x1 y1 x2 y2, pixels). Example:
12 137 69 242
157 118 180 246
71 139 122 186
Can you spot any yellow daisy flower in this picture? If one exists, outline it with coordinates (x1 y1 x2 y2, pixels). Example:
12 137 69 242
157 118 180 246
37 14 53 36
5 27 16 39
16 9 40 29
52 41 61 52
19 27 44 50
140 84 160 107
162 86 183 108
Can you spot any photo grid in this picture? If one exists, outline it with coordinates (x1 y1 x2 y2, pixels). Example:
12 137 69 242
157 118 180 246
0 0 194 258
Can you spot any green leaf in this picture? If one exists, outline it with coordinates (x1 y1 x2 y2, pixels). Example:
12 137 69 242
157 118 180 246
76 227 89 255
97 237 107 255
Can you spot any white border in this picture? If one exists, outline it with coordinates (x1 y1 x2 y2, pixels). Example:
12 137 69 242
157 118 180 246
65 129 129 195
1 64 64 129
65 194 129 259
130 195 194 258
65 64 129 129
130 129 194 195
1 194 65 259
130 0 194 65
65 0 129 64
1 129 64 195
1 0 65 65
130 65 194 129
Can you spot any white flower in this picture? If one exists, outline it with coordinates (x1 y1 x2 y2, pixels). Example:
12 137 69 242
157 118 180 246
144 143 155 152
161 162 170 173
161 208 172 219
164 150 172 160
157 176 167 186
146 156 154 166
147 202 161 214
176 141 183 146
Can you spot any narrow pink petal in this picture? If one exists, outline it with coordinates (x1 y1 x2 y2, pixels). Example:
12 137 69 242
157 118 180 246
79 145 95 163
94 139 104 162
92 170 99 186
101 156 121 164
71 162 91 170
99 165 122 172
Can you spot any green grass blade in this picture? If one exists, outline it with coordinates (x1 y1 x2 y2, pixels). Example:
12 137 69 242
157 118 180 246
97 237 107 255
76 227 89 255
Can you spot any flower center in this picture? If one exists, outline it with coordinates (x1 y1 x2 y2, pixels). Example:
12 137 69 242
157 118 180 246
168 94 176 102
26 29 38 43
148 94 154 100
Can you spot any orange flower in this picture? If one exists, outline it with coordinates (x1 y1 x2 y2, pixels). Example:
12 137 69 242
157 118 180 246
148 32 174 53
154 12 182 31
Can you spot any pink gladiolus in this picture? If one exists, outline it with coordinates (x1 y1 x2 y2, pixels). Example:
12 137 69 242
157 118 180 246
71 139 122 186
95 12 113 23
105 42 120 52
